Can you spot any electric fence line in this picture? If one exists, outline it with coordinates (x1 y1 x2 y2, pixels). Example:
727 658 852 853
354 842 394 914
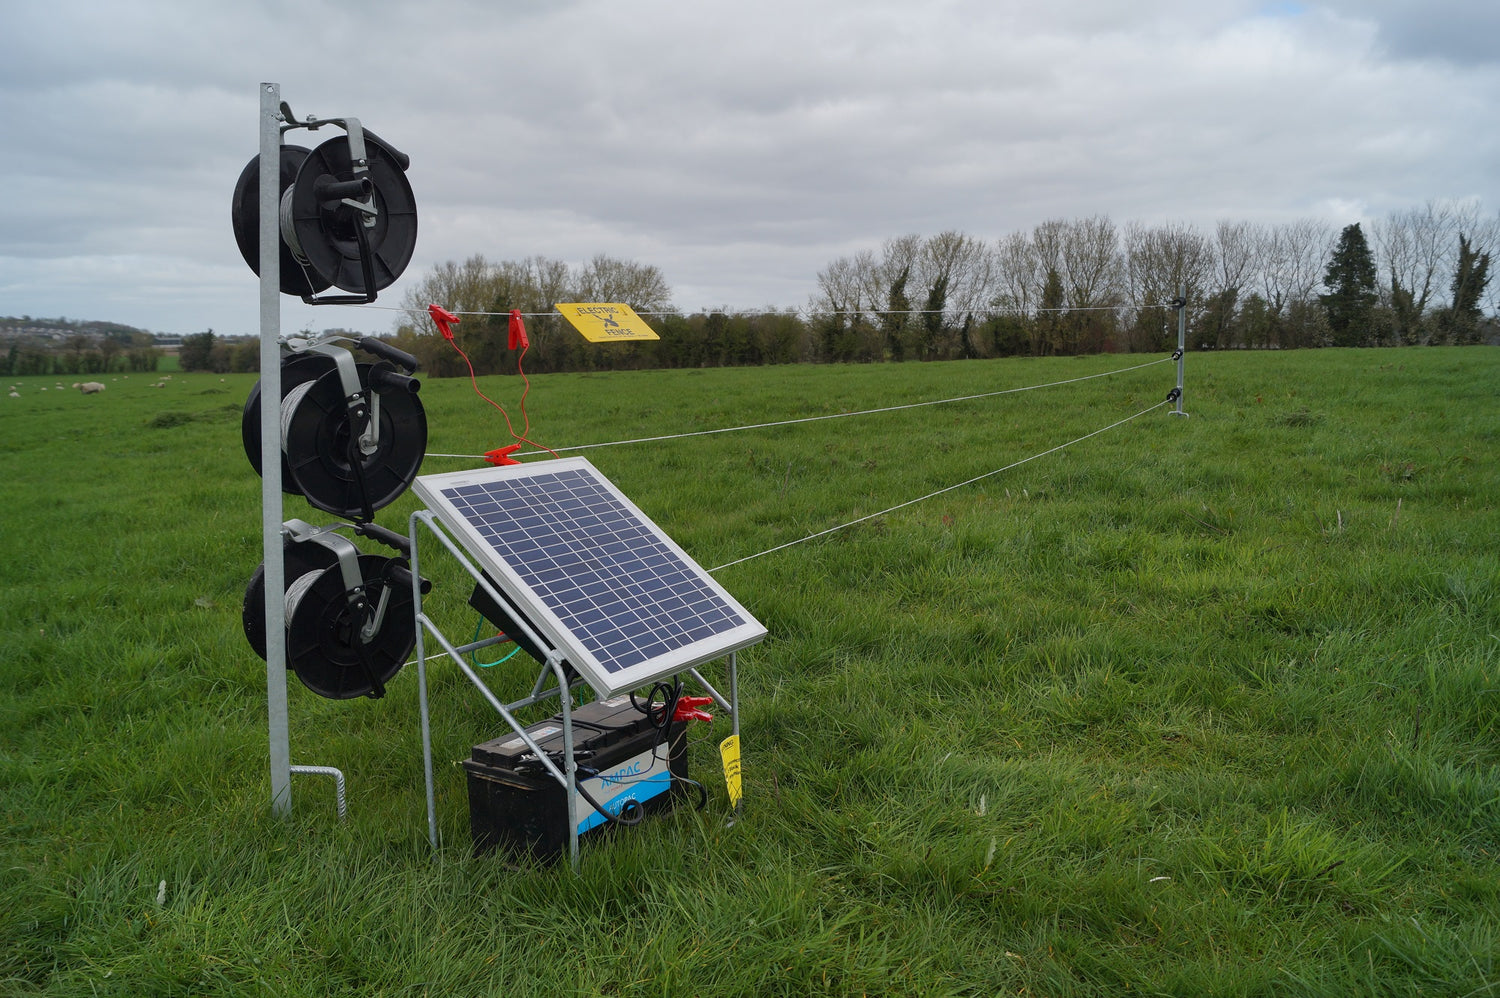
425 356 1174 461
356 301 1176 320
707 398 1171 574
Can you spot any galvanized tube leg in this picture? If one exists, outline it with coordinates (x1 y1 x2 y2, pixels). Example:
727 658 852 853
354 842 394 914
729 651 740 741
551 655 581 873
259 82 291 817
410 512 439 851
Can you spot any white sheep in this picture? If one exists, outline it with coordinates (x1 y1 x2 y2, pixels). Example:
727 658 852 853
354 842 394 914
7 391 18 399
78 382 106 394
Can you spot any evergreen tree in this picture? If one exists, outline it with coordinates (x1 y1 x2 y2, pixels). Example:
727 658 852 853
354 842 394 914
178 330 216 371
1320 223 1379 347
1038 267 1065 355
1437 233 1491 345
920 273 949 359
880 265 911 361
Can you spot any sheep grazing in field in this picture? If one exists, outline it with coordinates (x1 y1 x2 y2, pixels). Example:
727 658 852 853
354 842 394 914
78 382 106 395
7 391 18 399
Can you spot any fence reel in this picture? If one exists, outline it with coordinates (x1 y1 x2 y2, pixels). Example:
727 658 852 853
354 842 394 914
243 521 429 700
231 145 331 298
231 115 416 304
243 336 427 520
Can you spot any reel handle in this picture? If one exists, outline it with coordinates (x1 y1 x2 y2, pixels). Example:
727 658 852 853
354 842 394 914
360 128 410 171
359 336 420 372
383 561 432 596
314 175 373 203
367 366 421 395
354 520 412 554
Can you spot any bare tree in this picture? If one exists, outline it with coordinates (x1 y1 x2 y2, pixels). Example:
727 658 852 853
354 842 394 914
1124 221 1212 351
914 230 992 357
398 253 500 320
1059 215 1122 311
572 254 673 314
1056 215 1122 352
1202 220 1257 348
1371 200 1476 344
1255 219 1332 348
992 231 1043 315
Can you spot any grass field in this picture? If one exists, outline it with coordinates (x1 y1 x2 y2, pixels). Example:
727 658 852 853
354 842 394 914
2 348 1497 996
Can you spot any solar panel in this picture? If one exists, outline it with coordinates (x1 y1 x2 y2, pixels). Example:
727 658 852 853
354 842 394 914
413 457 766 697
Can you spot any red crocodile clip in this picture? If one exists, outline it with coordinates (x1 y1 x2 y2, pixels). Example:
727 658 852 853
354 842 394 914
485 444 523 466
672 695 716 724
508 309 529 350
428 303 460 341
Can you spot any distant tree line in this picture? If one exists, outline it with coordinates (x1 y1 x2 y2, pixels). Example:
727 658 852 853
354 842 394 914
1 325 162 376
176 331 260 373
388 201 1494 376
812 203 1495 361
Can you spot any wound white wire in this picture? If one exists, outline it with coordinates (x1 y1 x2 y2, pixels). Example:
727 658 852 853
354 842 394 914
707 398 1171 574
424 356 1174 461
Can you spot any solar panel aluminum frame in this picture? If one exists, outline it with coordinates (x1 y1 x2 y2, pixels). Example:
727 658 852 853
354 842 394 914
412 457 766 698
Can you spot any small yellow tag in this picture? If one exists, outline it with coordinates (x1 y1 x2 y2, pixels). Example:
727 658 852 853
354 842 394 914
555 302 660 342
719 734 743 808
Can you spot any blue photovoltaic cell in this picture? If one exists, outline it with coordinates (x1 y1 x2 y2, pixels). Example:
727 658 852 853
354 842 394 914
438 467 747 675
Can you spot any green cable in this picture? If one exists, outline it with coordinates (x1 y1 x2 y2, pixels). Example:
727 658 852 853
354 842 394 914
469 618 522 668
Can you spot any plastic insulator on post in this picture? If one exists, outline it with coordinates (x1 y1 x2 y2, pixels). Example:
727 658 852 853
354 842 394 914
1166 387 1182 404
1169 297 1186 310
1171 348 1184 361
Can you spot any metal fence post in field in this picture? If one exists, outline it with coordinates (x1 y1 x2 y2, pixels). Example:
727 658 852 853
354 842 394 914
1170 286 1188 418
258 82 292 817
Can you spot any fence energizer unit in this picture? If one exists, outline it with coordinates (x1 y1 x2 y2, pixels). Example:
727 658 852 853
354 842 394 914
409 458 765 867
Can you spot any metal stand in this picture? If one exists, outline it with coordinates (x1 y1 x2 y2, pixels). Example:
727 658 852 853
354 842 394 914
256 83 345 820
259 83 293 816
407 508 741 872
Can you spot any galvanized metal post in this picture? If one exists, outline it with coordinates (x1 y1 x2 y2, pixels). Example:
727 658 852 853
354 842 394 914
1171 285 1188 418
259 82 292 815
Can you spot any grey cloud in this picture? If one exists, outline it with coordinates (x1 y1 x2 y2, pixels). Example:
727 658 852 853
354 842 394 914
0 0 1497 335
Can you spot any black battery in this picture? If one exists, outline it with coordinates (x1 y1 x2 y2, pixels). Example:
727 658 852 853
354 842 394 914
461 694 687 860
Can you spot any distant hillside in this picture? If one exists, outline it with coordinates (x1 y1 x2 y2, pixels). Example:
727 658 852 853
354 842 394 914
0 315 155 342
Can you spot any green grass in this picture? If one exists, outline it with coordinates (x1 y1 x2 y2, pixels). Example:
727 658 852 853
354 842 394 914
2 349 1498 996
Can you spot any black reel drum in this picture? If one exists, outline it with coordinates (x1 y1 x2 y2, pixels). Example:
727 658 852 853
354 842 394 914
241 352 335 498
230 144 332 298
288 134 417 296
230 130 416 301
282 361 426 518
282 554 418 700
243 357 426 518
245 552 421 700
242 534 340 660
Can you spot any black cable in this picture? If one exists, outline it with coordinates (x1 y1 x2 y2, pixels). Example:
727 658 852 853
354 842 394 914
573 778 645 827
533 678 707 829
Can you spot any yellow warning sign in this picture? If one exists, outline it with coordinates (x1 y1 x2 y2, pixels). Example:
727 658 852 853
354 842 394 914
719 734 743 808
555 303 660 342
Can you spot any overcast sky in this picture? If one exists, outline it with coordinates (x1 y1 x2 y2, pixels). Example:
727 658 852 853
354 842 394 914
1 0 1497 337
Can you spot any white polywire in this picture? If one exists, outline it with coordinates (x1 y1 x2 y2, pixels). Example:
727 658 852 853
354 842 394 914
423 356 1173 461
402 397 1172 665
706 399 1171 574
